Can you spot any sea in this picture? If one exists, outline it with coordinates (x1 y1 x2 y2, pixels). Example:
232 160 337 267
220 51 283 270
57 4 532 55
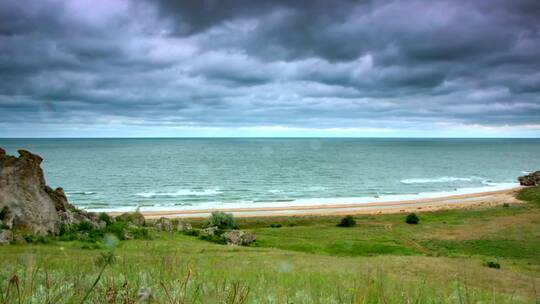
1 138 539 212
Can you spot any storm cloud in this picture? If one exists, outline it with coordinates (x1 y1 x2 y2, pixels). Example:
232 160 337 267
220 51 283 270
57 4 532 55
0 0 539 137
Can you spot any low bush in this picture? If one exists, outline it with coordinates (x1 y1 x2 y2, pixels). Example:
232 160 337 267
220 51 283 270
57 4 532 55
183 229 199 236
517 186 540 205
98 212 113 225
485 261 501 269
76 220 95 232
337 215 356 227
128 226 151 240
405 213 420 224
270 223 282 228
198 233 227 244
204 211 236 230
24 234 51 244
56 215 151 244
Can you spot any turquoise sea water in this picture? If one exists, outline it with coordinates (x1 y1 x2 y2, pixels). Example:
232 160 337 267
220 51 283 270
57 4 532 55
1 138 539 212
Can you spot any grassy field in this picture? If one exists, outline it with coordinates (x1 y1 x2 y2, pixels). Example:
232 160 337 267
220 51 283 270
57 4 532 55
1 187 539 303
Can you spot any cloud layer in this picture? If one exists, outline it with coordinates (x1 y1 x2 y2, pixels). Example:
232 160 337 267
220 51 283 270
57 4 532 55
1 0 539 137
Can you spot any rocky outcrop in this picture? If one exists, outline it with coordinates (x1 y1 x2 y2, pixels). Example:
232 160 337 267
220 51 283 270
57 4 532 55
0 148 97 236
154 217 173 232
176 221 192 232
518 171 540 186
0 229 12 245
153 217 193 232
223 230 256 246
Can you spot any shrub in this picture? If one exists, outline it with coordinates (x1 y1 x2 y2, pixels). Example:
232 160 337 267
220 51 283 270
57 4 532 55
204 211 236 230
485 261 501 269
502 203 510 208
517 186 540 205
116 211 145 226
337 215 356 227
104 221 129 240
76 220 95 233
24 234 51 244
270 223 282 228
183 229 199 236
405 213 420 224
128 227 152 240
98 212 113 225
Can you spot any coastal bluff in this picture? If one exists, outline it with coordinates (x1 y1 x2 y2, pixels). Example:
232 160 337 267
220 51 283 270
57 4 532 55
0 147 98 238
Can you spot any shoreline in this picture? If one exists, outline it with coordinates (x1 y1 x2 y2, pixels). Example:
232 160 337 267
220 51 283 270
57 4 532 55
109 186 524 219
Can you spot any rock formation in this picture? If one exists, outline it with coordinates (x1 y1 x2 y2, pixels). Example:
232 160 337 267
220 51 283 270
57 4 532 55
153 217 193 232
0 148 98 239
222 230 257 246
518 171 540 186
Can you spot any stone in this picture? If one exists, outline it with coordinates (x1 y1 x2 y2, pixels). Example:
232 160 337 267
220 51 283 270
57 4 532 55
201 226 218 236
154 217 173 232
0 148 98 235
222 230 257 246
0 229 13 245
518 171 540 186
176 221 192 232
137 287 152 302
124 232 134 240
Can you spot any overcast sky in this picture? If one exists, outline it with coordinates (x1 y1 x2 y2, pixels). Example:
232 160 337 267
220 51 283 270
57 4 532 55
1 0 539 137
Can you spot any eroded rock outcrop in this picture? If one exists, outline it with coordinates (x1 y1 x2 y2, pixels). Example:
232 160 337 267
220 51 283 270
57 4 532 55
518 171 540 186
153 217 193 232
223 230 256 246
0 148 97 236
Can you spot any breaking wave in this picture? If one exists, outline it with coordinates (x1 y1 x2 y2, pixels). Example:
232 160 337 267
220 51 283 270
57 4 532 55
400 176 482 184
66 191 96 195
135 189 222 198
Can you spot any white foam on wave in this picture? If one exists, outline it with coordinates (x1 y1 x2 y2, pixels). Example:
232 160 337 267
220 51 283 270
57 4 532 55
66 191 96 195
85 182 519 213
135 189 222 198
400 176 483 184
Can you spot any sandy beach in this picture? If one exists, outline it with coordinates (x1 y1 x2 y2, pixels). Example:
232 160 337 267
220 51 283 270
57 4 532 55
120 187 524 219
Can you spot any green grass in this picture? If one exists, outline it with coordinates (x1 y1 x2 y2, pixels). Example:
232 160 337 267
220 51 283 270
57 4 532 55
1 187 540 303
518 186 540 205
253 225 418 256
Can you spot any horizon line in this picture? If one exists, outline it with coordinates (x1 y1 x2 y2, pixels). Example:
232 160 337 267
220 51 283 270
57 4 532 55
1 136 540 140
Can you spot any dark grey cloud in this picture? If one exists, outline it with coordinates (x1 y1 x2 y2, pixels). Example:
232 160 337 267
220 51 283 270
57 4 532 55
0 0 539 136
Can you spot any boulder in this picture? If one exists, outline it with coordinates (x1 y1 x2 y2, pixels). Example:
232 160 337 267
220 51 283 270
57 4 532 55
176 221 192 232
154 217 173 232
222 230 256 246
137 287 152 303
518 171 540 186
0 148 98 235
0 229 13 245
